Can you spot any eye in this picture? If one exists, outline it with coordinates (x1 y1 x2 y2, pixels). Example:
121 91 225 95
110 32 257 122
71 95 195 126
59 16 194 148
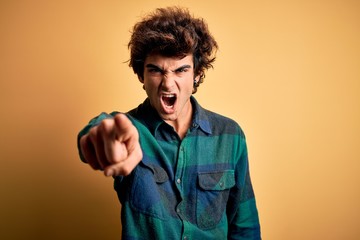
148 68 161 73
176 67 189 73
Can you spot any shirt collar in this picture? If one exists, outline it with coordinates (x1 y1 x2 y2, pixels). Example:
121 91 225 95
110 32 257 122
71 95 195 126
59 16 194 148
134 96 212 136
190 96 212 135
135 98 163 135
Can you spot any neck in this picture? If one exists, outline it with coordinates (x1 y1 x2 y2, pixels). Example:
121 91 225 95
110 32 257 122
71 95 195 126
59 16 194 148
165 101 193 140
166 119 192 140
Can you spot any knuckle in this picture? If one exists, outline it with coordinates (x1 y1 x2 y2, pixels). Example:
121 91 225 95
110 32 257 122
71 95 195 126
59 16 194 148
88 126 98 140
79 135 88 148
99 119 112 130
100 119 117 138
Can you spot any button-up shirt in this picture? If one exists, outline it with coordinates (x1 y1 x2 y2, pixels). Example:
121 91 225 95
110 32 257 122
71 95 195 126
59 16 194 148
78 97 261 239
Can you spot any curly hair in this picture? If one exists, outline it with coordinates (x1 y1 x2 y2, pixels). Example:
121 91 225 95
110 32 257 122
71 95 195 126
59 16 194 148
128 7 218 93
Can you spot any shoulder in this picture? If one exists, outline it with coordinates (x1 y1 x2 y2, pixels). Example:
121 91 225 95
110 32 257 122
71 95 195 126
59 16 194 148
202 108 245 138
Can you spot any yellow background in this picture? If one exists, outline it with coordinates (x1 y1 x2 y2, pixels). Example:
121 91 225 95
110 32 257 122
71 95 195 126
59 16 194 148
1 0 359 239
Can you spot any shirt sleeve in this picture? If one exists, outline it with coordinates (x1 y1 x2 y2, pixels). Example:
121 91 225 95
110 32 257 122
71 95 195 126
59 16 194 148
227 136 261 240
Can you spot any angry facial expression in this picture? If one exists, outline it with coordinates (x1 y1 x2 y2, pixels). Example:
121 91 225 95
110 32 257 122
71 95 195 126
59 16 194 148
141 54 199 125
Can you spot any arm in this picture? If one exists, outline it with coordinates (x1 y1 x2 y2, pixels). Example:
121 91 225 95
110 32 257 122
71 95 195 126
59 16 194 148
227 138 261 239
77 113 143 177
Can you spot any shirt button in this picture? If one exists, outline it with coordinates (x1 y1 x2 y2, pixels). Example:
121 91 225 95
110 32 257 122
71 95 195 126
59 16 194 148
184 236 188 240
176 178 181 184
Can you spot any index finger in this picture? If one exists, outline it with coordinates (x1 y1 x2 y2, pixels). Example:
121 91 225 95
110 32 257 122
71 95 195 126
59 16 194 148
113 114 136 141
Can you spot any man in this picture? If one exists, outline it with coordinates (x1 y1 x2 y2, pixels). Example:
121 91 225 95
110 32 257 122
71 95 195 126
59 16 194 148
78 7 261 239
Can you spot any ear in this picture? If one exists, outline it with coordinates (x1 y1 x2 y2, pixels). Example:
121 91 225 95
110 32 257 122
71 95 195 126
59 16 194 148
194 74 201 83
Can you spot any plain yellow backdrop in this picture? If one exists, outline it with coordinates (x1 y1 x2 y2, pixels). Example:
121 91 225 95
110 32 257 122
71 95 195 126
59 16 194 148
1 0 359 239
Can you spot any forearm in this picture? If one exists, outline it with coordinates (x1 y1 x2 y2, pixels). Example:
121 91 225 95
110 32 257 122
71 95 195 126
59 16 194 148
228 198 261 240
228 136 261 239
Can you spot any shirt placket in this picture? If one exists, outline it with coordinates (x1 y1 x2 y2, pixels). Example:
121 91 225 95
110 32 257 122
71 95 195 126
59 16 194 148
174 137 192 240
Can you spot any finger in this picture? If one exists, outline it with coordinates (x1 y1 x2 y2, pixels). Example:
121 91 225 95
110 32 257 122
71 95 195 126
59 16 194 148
80 134 102 170
104 141 143 177
113 113 140 156
104 139 128 164
100 118 128 164
113 114 136 142
103 113 142 177
88 126 109 170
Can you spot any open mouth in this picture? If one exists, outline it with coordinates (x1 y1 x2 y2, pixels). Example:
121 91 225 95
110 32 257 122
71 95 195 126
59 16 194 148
162 94 176 108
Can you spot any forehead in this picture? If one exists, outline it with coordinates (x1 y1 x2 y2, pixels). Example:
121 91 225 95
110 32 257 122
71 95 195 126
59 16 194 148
144 54 194 67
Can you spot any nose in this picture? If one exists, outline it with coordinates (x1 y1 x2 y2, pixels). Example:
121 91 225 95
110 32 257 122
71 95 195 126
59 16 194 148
161 73 175 90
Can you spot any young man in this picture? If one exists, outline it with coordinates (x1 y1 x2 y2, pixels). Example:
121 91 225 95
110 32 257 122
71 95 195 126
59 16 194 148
78 7 261 239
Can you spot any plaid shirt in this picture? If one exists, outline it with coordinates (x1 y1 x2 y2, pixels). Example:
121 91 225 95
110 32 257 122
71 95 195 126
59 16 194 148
78 97 261 240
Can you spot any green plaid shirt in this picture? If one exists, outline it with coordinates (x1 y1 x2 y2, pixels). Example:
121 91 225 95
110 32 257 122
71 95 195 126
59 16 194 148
78 97 261 239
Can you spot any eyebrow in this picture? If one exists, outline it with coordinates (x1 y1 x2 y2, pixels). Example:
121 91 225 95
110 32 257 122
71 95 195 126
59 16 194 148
145 64 192 72
174 65 192 71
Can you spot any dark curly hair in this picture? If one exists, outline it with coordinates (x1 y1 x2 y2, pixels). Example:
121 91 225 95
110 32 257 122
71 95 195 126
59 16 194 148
128 7 218 93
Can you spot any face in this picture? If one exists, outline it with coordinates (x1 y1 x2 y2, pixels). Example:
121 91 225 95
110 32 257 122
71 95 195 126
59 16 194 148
141 54 199 124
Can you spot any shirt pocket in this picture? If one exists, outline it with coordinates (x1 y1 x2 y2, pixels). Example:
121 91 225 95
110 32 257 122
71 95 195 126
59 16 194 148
130 161 169 219
197 170 235 229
